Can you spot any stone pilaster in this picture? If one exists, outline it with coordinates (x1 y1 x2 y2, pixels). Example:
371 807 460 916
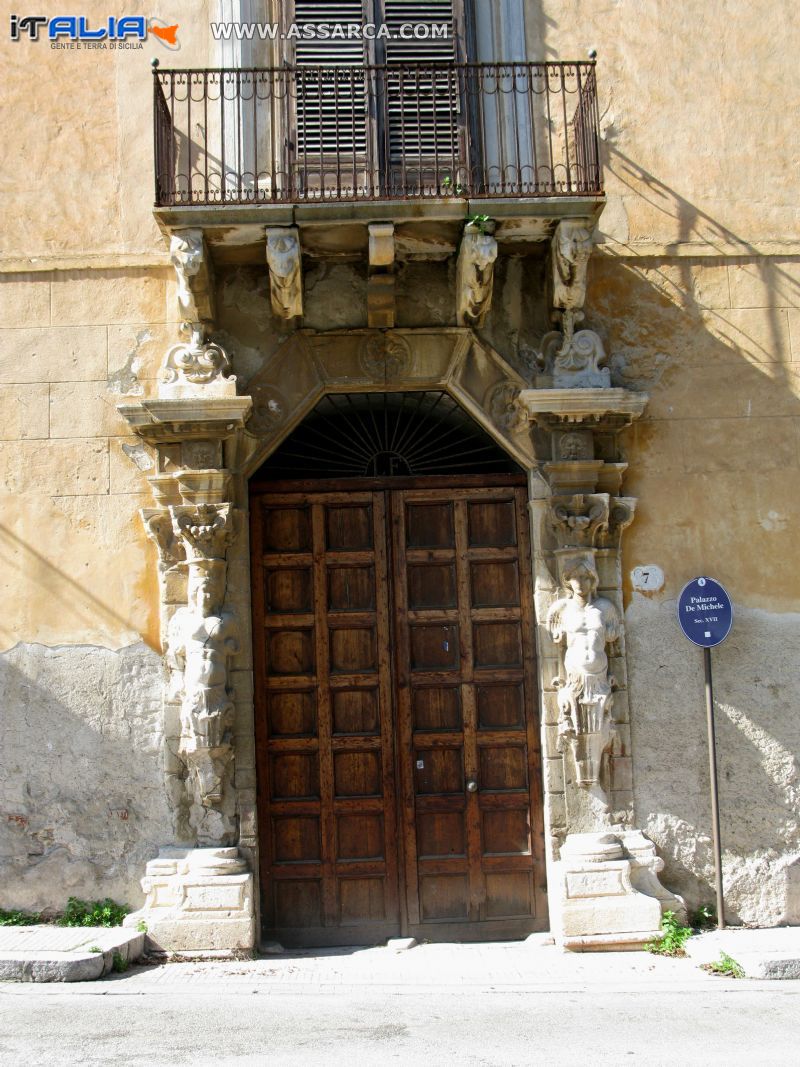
519 345 683 948
118 336 255 956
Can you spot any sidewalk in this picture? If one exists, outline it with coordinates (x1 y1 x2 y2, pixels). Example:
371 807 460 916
2 926 800 990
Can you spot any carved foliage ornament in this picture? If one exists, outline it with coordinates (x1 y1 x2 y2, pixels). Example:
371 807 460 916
171 502 239 564
548 493 636 550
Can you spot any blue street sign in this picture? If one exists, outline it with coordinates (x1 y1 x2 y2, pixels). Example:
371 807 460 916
677 577 733 648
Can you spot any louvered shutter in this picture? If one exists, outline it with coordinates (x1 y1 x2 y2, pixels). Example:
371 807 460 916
380 1 467 195
289 0 375 196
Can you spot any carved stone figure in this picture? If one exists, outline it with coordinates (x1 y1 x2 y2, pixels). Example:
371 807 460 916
167 560 239 807
265 227 303 319
160 323 236 398
169 229 215 324
547 556 620 802
456 229 498 326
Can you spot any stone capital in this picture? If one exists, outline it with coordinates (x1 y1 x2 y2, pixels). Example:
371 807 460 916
169 502 240 564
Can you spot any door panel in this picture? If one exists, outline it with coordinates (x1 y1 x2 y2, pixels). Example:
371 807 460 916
253 483 545 946
253 492 400 946
392 487 546 939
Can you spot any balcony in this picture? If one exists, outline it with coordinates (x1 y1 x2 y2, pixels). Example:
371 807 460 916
153 60 602 209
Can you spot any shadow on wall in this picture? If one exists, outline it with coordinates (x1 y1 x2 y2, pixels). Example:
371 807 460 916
0 642 175 913
0 523 158 651
583 146 800 924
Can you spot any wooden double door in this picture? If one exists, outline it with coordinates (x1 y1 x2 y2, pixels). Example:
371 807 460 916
251 478 546 946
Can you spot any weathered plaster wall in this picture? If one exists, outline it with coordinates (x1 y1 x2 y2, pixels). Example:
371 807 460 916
0 641 174 911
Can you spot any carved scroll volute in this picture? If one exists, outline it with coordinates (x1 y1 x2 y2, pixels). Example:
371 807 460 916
159 324 237 399
547 494 610 550
142 508 186 572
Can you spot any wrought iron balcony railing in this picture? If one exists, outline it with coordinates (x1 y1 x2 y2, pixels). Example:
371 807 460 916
153 61 601 207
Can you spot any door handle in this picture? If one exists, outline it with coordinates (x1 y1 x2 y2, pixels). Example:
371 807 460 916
466 779 478 793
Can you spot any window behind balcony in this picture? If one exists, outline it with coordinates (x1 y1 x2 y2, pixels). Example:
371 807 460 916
286 0 467 197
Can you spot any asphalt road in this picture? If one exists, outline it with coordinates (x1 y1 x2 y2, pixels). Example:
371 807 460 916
2 983 799 1066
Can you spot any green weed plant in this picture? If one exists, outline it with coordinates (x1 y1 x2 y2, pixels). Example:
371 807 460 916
0 908 42 926
645 910 693 957
57 897 128 928
702 951 745 978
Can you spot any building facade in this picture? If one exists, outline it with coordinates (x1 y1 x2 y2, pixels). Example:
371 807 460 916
1 0 799 951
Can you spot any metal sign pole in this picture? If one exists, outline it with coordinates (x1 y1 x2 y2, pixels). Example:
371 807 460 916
703 646 725 930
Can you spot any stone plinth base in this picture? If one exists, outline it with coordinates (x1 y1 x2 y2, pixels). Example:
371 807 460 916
123 846 255 957
557 831 681 952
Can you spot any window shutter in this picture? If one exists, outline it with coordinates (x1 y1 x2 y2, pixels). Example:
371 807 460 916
289 1 373 191
380 0 466 184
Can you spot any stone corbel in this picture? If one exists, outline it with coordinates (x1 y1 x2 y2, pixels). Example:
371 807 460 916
456 221 498 327
367 222 396 328
265 226 303 319
550 218 593 346
170 229 216 326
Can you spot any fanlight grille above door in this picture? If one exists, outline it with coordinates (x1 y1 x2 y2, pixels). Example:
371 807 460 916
256 392 521 480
